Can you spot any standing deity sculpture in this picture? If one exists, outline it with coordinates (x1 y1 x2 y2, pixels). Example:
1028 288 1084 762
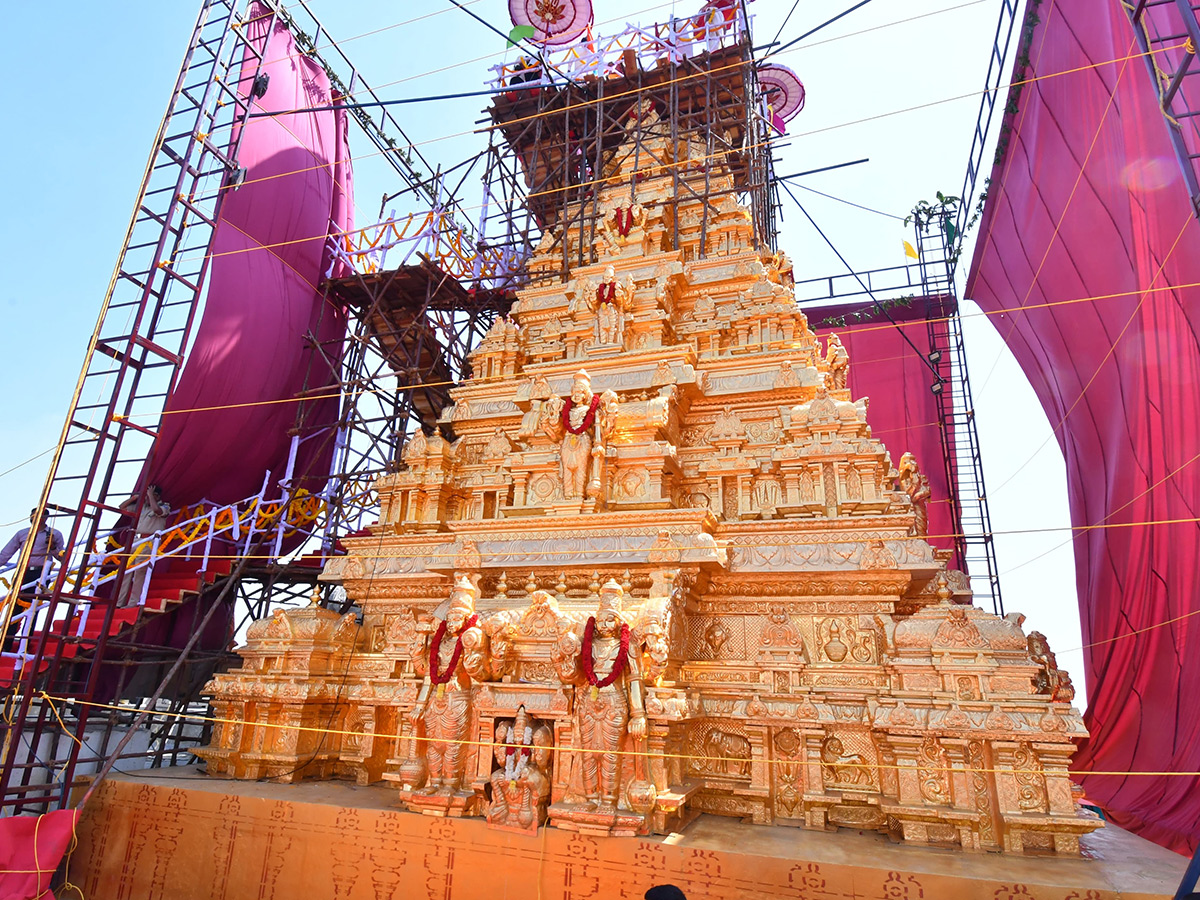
554 580 647 813
825 333 849 390
406 576 489 797
571 265 634 346
539 370 619 502
897 451 932 537
487 705 554 832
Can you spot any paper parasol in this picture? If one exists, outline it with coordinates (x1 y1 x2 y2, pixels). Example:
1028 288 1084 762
757 64 806 121
509 0 594 47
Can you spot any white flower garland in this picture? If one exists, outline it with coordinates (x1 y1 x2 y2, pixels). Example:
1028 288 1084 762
503 724 534 781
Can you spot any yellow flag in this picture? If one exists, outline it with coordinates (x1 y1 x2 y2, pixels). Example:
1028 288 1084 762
903 240 919 259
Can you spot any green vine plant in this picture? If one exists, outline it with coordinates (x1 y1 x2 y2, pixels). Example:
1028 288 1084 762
902 185 998 270
819 293 916 329
904 191 961 229
993 0 1045 166
967 177 991 233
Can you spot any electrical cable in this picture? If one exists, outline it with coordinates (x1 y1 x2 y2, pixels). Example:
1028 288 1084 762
784 181 904 221
83 512 1200 566
192 14 1182 202
973 31 1140 397
164 41 1188 273
80 274 1200 426
1001 449 1200 578
763 0 880 60
765 0 803 53
445 0 580 89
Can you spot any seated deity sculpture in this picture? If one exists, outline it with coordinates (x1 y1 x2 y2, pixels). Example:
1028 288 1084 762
487 705 553 832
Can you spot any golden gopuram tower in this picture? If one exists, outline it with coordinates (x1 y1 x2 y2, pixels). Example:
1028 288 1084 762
197 97 1099 855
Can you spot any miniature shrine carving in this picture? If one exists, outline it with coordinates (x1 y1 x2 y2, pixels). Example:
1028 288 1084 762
198 95 1101 856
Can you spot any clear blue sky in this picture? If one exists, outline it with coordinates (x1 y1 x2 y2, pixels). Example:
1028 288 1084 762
0 0 1086 696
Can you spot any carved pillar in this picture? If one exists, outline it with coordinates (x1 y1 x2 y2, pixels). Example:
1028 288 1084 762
888 735 926 807
512 472 529 507
783 472 800 507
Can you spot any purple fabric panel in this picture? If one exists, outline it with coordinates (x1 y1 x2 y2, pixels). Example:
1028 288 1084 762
149 5 350 506
808 305 960 563
966 0 1200 853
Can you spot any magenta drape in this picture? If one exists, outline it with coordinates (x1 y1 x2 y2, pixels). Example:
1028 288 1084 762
965 1 1200 853
809 303 959 563
0 809 80 900
148 3 352 507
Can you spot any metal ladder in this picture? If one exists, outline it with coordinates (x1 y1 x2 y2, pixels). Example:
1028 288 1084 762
0 0 280 813
951 0 1021 274
915 212 1005 616
1125 0 1200 216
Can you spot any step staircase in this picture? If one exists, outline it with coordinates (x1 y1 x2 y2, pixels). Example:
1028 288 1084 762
0 556 236 689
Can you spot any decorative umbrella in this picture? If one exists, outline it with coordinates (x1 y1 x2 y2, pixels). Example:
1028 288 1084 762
509 0 594 47
756 64 806 121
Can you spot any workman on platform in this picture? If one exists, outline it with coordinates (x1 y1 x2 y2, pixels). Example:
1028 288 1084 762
0 507 66 651
116 484 171 608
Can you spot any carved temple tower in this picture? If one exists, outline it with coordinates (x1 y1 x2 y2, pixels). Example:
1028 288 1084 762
198 85 1098 855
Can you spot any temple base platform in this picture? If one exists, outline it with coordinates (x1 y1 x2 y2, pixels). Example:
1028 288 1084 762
71 767 1189 900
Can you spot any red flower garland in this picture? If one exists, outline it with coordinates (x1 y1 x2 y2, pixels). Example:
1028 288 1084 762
581 616 630 690
615 207 634 237
596 282 616 304
561 394 602 435
429 614 478 686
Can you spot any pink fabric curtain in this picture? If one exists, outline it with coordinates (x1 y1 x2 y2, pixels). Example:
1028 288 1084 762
809 303 960 563
0 809 79 899
148 3 353 507
966 1 1200 853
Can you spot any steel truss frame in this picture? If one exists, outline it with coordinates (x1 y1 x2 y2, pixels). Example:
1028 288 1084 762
1123 0 1200 217
0 0 288 814
477 21 779 286
0 0 446 814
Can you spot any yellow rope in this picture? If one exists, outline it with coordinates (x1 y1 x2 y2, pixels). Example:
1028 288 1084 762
33 692 1199 780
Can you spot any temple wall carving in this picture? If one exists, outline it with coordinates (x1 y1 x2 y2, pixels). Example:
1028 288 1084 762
197 103 1099 855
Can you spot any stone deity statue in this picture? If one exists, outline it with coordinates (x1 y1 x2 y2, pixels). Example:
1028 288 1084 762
540 370 618 501
572 265 634 346
487 705 553 832
406 576 488 795
825 334 849 390
897 451 932 537
555 580 647 812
